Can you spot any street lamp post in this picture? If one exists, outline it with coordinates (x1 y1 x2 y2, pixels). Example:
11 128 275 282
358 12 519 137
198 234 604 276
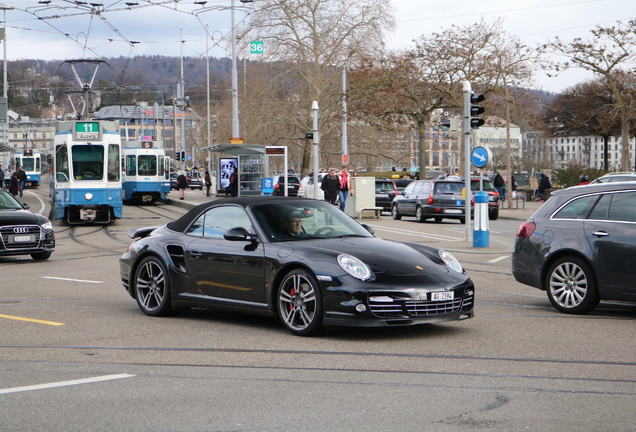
0 4 13 168
231 0 253 141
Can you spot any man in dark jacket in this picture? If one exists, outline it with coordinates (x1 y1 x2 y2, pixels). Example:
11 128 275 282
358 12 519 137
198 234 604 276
320 168 340 205
493 172 505 201
17 167 27 197
536 173 551 202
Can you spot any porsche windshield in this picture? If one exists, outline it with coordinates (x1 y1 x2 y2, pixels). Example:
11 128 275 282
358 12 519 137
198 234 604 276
251 201 373 242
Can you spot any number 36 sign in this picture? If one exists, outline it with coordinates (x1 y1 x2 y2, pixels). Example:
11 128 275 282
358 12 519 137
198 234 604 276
250 41 263 54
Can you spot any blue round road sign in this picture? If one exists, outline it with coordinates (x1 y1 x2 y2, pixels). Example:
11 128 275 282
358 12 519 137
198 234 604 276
471 146 490 168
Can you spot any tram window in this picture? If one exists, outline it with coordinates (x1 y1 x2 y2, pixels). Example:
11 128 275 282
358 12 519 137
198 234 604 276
126 155 136 176
56 145 70 182
108 144 120 182
72 145 104 180
22 158 35 172
138 155 157 176
36 157 40 172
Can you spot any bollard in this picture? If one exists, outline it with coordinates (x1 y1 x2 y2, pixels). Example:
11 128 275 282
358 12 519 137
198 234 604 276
473 190 489 248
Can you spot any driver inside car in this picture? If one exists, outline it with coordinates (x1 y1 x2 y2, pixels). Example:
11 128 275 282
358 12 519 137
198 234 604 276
279 209 308 240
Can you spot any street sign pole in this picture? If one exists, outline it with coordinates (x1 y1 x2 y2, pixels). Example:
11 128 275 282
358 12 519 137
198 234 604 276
463 81 472 242
312 101 319 200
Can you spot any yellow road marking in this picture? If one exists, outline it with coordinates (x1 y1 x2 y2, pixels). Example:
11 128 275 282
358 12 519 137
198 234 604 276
0 314 65 326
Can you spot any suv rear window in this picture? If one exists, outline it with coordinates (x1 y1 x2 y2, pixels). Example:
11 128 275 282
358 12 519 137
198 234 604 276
376 181 395 193
470 179 494 190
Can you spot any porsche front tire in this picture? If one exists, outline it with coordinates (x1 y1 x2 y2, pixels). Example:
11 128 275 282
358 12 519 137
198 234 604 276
277 269 323 336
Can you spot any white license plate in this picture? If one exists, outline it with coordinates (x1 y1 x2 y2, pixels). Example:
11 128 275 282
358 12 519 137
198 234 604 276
12 235 33 243
445 209 462 214
431 291 454 301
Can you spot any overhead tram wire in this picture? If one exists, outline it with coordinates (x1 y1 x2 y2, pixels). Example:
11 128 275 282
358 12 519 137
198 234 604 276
12 1 258 100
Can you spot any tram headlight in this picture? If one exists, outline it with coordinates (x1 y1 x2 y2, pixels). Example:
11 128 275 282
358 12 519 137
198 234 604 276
85 193 93 201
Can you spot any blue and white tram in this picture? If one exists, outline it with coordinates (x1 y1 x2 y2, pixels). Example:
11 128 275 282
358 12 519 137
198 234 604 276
122 140 171 203
51 120 123 224
13 149 42 187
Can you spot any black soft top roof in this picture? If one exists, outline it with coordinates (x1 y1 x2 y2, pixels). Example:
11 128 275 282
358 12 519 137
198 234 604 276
165 196 311 233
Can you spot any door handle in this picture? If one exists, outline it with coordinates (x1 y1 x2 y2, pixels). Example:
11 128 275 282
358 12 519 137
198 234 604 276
189 250 202 258
592 231 609 237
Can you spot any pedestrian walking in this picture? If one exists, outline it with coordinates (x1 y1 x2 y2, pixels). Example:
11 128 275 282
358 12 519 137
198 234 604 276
536 173 551 202
320 168 340 205
204 170 212 197
176 171 187 200
338 165 354 212
9 171 19 197
17 166 27 197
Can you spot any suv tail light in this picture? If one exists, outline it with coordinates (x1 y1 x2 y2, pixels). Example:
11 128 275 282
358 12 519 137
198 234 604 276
516 221 536 239
428 188 433 204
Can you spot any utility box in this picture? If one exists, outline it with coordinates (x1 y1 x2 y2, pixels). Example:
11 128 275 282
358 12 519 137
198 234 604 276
344 176 376 218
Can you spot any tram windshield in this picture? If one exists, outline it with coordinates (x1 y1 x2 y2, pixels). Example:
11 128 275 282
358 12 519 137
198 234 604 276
138 155 157 176
18 157 36 172
73 145 104 180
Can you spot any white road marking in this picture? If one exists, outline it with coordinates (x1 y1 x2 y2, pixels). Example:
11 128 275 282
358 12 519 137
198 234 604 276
0 374 135 395
25 190 47 216
42 277 104 284
488 255 510 263
368 224 462 241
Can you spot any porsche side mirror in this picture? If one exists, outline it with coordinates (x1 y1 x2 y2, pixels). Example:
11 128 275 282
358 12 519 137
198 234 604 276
224 227 257 242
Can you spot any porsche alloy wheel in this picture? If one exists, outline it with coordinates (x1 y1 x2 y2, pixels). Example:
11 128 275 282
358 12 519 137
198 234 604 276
278 269 323 336
546 256 599 314
134 256 174 316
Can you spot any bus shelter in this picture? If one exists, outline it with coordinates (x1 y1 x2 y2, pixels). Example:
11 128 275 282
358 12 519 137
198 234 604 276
200 143 267 196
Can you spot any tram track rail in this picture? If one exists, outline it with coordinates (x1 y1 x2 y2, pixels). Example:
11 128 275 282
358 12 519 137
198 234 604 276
2 344 636 389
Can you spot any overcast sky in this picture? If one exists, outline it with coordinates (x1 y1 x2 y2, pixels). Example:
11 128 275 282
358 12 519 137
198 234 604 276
4 0 636 93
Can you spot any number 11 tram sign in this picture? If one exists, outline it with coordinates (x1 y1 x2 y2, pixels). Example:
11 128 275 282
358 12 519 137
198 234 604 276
74 121 101 140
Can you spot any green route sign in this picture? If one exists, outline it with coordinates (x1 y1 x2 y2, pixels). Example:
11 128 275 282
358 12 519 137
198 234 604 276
250 41 263 54
74 121 101 140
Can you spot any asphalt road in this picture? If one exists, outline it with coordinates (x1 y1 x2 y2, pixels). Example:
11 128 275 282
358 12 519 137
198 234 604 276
1 186 635 431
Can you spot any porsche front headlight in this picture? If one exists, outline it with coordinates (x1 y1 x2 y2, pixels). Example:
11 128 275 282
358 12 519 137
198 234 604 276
338 254 371 281
439 250 464 273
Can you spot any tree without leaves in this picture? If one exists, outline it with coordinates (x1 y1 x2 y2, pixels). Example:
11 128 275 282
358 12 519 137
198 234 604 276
242 0 395 175
544 79 621 170
349 18 541 177
547 20 636 171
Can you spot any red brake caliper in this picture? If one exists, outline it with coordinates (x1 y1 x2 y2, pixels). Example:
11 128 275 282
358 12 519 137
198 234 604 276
289 288 295 311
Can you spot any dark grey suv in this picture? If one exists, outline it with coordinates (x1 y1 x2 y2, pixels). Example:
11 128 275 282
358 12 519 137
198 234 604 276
391 180 467 223
512 182 636 314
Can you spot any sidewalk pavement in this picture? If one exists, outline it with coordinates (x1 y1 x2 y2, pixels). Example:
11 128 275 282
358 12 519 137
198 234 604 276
168 190 541 222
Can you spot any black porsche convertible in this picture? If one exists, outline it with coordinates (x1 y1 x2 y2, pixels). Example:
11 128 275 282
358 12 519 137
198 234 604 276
119 196 474 335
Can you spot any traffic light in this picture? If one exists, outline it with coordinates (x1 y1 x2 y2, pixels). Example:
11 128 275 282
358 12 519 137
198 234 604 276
175 151 179 160
180 151 186 161
470 94 485 129
441 116 459 131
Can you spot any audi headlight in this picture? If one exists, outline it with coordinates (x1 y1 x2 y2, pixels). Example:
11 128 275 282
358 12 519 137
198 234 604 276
338 254 371 281
439 250 463 273
41 221 53 230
